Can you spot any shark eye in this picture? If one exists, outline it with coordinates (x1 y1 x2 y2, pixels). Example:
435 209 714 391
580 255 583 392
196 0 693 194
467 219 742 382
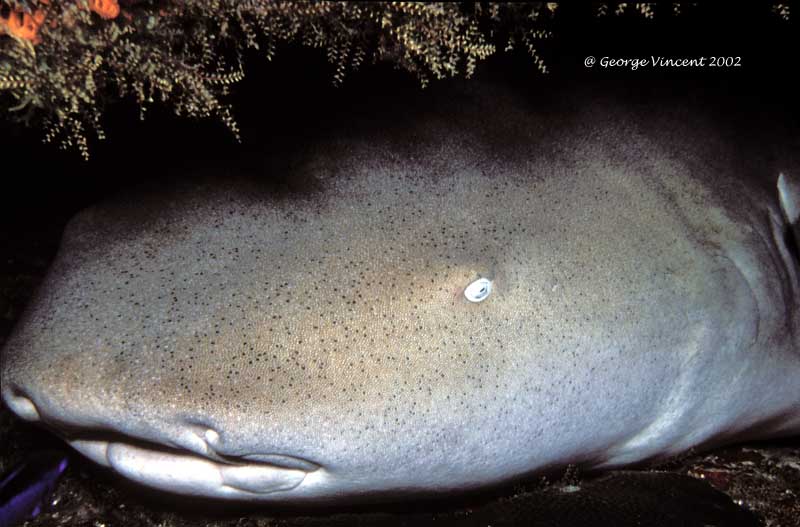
464 277 492 303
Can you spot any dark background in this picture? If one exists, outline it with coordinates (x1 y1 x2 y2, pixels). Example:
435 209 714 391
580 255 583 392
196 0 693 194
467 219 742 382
0 4 796 224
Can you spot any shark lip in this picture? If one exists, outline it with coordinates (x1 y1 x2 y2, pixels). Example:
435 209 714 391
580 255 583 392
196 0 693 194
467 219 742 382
68 437 312 498
1 386 320 498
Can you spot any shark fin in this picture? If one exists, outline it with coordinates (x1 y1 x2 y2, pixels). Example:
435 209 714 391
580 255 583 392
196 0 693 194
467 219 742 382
778 172 799 224
778 173 800 254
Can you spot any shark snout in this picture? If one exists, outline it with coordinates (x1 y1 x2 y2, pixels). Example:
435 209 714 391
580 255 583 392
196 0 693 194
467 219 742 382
1 381 324 499
1 378 121 434
2 384 42 422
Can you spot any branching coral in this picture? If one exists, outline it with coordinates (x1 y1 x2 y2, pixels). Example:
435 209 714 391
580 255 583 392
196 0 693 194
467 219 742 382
0 1 556 159
0 2 789 160
1 0 250 159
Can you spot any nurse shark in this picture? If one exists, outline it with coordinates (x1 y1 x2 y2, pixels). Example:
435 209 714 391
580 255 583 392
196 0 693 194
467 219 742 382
1 86 799 503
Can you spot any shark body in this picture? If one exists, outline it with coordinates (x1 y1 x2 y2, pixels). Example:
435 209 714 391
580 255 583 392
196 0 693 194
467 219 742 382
2 85 799 502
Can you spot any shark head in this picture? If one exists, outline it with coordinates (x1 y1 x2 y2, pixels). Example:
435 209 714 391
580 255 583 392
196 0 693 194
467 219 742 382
3 92 800 503
0 169 550 501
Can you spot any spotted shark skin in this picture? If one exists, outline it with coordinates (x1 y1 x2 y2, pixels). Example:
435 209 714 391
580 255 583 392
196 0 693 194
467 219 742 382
1 85 798 502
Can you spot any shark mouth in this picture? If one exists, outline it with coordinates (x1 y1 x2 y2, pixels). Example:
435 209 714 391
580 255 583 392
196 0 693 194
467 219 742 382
68 437 317 498
3 386 323 499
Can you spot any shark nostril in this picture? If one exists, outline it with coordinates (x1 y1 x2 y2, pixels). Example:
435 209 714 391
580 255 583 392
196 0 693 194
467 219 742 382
204 428 220 445
180 420 224 458
4 386 41 422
